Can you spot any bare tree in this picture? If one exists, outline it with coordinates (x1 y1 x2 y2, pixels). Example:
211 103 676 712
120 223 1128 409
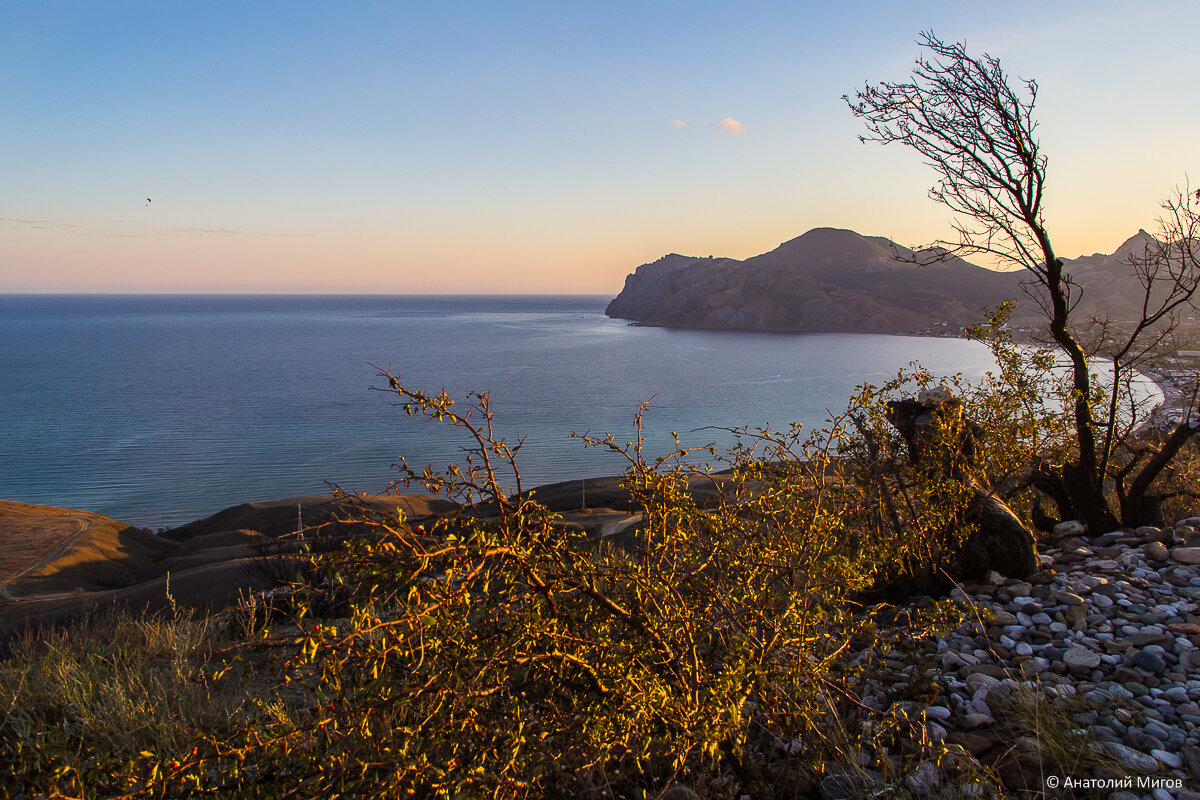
846 31 1200 530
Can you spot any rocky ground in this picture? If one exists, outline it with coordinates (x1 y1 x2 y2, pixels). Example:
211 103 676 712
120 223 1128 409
831 518 1200 799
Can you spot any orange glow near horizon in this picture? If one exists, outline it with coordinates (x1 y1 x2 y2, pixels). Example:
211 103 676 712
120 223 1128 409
0 207 1180 295
2 4 1197 294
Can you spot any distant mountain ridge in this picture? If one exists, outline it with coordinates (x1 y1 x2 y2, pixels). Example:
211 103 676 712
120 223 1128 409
604 227 1167 335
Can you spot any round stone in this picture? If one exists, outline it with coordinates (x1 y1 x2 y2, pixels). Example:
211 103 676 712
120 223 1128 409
1172 547 1200 565
1144 541 1170 561
1053 520 1087 538
904 762 941 795
1133 650 1168 673
917 385 954 406
820 770 885 800
1144 721 1173 740
1151 748 1183 768
1063 648 1102 669
1166 687 1191 703
1101 741 1160 771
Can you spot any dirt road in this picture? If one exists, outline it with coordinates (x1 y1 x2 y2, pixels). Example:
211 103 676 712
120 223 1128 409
0 515 92 600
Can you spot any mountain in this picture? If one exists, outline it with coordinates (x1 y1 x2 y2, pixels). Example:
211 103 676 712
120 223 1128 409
605 228 1025 334
1059 230 1171 321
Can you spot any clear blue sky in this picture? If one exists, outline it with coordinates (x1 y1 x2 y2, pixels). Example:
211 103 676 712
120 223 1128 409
3 1 1198 292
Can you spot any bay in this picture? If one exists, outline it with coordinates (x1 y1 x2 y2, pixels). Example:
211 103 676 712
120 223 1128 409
1 294 1007 528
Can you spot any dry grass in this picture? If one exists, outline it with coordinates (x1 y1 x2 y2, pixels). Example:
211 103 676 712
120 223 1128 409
993 682 1135 793
0 501 119 585
0 608 259 757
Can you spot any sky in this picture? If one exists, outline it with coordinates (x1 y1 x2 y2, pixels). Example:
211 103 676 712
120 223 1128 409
2 1 1199 294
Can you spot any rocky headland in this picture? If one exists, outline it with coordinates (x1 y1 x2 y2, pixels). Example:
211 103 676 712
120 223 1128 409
605 227 1185 338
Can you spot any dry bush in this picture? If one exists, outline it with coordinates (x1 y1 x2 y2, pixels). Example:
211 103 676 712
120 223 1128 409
1 357 1102 798
140 373 978 799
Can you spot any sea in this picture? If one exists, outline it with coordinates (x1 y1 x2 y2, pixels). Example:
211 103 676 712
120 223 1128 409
1 294 1016 529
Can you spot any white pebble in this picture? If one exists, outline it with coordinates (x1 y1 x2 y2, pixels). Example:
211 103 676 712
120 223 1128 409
1150 748 1183 768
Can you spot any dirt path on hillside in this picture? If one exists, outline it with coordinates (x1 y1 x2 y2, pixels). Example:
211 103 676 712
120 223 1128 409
0 515 93 600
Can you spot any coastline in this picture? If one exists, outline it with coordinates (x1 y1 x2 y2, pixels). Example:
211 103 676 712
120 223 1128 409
620 313 1195 431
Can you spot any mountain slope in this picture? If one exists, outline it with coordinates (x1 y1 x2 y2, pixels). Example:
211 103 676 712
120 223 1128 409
605 228 1025 334
1060 230 1173 321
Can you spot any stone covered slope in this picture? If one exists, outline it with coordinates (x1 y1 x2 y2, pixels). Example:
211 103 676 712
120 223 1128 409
605 227 1024 333
840 518 1200 797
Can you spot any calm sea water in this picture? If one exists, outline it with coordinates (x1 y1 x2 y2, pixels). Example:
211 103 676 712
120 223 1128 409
1 294 1007 528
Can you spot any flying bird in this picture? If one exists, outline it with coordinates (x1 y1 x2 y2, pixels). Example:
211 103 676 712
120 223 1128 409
145 197 151 206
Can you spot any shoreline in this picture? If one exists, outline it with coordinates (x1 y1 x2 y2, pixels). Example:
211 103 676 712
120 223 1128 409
627 314 1195 430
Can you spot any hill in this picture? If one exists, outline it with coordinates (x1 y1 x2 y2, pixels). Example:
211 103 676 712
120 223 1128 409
1058 229 1200 329
604 227 1181 335
0 494 457 634
0 486 667 635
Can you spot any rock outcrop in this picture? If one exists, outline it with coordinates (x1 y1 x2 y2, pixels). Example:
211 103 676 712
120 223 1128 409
884 389 1038 580
606 227 1186 336
606 227 1024 333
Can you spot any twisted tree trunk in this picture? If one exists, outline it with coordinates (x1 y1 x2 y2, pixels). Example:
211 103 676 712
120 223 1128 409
1121 420 1200 525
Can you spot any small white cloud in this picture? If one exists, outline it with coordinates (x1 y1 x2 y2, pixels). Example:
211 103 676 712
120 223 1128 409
669 118 688 129
715 117 744 135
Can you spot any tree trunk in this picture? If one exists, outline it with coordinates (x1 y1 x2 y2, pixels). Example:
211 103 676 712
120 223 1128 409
958 479 1040 579
1121 420 1200 526
1040 254 1120 532
1061 460 1118 533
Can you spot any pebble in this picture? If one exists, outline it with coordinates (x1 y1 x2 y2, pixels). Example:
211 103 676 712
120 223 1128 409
1054 520 1086 537
1102 741 1161 771
903 762 940 795
1145 541 1171 561
840 514 1200 796
1134 650 1168 673
1063 647 1102 668
820 770 884 800
1174 547 1200 565
961 713 994 728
